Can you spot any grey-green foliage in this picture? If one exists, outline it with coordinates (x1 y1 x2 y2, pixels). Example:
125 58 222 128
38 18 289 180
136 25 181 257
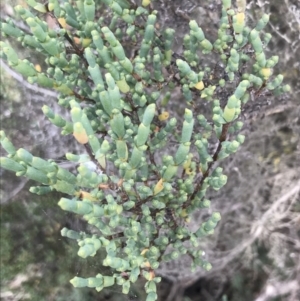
0 0 290 300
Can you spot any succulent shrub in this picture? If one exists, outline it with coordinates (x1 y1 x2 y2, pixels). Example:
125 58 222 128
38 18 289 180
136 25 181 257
0 0 290 300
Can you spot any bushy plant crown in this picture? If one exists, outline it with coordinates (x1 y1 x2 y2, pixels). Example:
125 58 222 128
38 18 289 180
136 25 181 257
0 0 290 299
